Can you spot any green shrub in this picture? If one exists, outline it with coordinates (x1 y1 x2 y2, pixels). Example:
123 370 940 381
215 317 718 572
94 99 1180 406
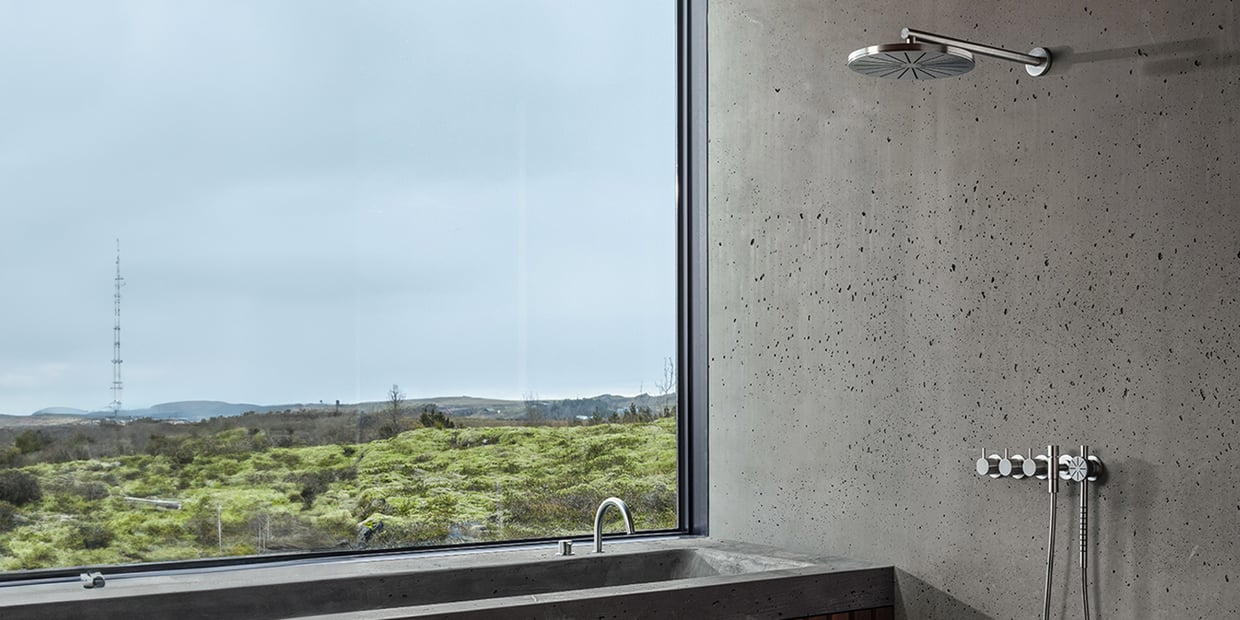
0 469 41 506
14 430 50 455
73 522 114 550
73 481 110 501
0 500 18 532
12 541 58 569
147 435 195 465
418 408 455 430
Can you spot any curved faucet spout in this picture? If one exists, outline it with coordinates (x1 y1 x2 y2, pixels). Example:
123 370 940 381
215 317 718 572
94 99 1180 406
592 497 635 553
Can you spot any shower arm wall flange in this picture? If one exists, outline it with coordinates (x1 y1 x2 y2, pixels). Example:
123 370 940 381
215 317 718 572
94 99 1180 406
902 28 1051 76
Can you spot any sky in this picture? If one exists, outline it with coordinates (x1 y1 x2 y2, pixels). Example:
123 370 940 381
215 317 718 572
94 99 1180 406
0 1 676 415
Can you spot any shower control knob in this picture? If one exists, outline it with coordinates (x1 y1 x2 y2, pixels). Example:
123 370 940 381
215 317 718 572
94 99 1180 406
1058 453 1102 482
1060 454 1088 482
976 451 1003 478
999 453 1027 479
1021 448 1043 478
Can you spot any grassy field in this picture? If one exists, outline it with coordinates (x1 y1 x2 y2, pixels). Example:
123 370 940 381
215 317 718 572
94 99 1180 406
0 418 677 571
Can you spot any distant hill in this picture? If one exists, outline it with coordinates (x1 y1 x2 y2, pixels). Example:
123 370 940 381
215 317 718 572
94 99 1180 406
129 401 289 420
287 393 677 421
25 401 293 421
17 393 678 423
32 407 90 416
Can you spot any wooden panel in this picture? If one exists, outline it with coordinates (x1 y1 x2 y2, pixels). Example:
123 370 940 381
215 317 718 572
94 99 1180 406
797 605 895 620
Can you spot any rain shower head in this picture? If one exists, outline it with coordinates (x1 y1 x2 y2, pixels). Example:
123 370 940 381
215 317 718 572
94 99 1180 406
848 28 1051 79
847 43 975 80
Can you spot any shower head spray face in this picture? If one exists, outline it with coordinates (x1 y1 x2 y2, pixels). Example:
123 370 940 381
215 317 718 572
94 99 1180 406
846 43 975 80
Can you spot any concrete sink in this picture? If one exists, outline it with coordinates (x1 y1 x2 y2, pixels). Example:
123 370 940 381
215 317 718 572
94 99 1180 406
0 539 891 619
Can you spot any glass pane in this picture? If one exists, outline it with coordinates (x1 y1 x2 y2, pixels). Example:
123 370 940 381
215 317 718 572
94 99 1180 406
0 0 676 571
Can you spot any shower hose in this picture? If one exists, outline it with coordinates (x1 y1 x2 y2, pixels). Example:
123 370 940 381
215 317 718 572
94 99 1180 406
1043 479 1056 620
1080 478 1090 620
1043 455 1093 620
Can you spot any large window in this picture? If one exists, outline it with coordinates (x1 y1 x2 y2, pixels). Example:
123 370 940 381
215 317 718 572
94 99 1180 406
0 0 686 574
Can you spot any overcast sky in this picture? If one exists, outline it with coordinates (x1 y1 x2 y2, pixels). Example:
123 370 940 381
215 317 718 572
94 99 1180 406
0 1 675 415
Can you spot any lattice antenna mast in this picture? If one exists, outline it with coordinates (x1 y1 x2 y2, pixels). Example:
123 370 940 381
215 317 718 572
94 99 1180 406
110 239 125 416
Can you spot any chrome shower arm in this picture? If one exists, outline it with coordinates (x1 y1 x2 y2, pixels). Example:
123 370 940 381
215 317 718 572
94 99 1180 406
902 28 1049 70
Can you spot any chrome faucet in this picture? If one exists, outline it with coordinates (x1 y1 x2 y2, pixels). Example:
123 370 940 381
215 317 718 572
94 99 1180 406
592 497 635 553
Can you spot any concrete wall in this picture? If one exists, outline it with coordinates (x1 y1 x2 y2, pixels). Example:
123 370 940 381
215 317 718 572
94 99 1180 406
707 1 1239 617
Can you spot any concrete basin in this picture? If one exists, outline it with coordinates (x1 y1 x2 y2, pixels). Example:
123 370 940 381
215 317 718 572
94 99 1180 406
0 539 892 619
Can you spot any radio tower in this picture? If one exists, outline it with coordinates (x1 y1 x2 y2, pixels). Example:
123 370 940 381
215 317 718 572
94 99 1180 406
110 239 125 416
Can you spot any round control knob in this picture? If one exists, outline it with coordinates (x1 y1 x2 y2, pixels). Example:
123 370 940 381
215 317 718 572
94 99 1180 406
999 454 1027 479
1022 455 1043 478
976 452 1003 478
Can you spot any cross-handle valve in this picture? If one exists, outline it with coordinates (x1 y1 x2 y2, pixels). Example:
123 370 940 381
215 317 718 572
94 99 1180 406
1059 445 1103 483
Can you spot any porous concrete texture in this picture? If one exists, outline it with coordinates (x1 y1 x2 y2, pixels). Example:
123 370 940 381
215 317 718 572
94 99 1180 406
707 1 1240 618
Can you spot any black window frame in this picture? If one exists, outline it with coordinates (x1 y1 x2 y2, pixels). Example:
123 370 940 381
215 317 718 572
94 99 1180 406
677 0 708 537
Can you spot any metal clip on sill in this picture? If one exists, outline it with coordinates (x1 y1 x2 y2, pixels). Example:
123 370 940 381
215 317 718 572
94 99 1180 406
80 572 105 589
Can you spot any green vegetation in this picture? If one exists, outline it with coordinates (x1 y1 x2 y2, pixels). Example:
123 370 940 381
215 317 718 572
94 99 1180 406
0 414 676 571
